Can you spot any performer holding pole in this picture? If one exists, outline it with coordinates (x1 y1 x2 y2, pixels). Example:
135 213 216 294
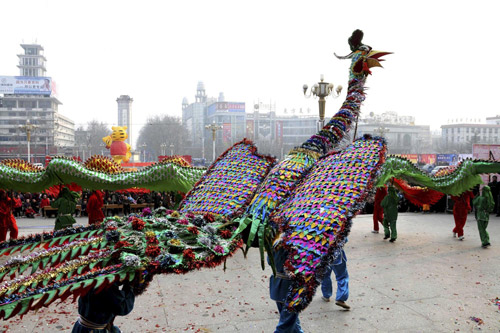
0 190 18 241
87 190 105 226
51 187 79 230
472 185 494 248
451 191 473 240
381 186 399 242
269 234 304 333
372 186 387 234
72 281 135 333
321 246 350 310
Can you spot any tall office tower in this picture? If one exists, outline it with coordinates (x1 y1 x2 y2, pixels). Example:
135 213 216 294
117 95 133 146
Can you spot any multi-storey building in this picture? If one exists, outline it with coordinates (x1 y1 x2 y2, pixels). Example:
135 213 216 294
357 111 431 154
441 123 500 148
0 44 74 163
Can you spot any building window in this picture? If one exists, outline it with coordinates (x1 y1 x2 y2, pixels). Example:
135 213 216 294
4 100 16 108
39 100 51 109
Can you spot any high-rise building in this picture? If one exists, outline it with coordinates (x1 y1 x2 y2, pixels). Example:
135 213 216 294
117 95 133 146
0 43 75 163
182 82 216 158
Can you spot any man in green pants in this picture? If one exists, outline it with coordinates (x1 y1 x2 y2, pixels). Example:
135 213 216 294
51 187 79 230
472 185 495 248
381 186 399 242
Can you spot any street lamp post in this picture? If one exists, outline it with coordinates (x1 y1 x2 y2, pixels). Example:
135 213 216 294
100 143 105 156
19 120 37 163
81 144 85 161
169 144 174 156
374 125 390 137
205 121 222 162
160 143 167 156
303 75 342 131
141 143 147 162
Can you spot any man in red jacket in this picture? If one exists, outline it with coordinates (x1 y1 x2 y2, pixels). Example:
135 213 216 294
0 190 18 241
451 191 474 240
87 190 105 226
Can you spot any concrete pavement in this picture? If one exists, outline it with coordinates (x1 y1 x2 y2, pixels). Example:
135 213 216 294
3 212 500 332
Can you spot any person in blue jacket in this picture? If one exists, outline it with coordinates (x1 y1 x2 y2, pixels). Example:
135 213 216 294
269 234 304 333
72 281 135 333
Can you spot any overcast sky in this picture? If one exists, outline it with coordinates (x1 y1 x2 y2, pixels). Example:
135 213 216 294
1 0 499 147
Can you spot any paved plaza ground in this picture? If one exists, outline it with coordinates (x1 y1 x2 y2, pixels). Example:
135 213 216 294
1 212 500 332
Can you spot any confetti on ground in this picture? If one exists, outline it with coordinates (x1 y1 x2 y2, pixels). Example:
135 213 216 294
491 297 500 310
470 316 484 325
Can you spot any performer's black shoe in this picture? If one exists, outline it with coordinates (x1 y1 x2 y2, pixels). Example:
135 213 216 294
383 236 390 240
389 238 396 242
482 243 491 248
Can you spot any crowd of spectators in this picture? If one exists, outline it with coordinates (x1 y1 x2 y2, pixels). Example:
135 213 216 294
7 190 181 218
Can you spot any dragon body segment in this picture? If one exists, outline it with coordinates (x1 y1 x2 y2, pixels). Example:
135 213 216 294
0 157 205 193
377 156 500 195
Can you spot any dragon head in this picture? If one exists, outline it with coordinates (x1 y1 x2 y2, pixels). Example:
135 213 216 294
335 29 392 80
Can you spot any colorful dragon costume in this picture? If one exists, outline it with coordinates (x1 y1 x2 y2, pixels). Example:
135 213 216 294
1 30 499 320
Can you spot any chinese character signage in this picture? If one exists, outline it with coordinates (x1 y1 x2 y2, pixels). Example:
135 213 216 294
207 102 245 116
0 76 52 95
436 154 458 165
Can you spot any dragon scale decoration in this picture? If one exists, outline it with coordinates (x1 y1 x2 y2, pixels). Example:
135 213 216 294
0 29 411 319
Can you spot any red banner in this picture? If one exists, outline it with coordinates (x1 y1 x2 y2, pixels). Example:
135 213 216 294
418 154 436 164
223 123 231 143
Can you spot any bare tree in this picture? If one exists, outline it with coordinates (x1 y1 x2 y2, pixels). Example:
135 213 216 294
136 115 188 161
75 120 110 158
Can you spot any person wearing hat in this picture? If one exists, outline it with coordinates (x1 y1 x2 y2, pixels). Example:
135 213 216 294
472 185 495 248
381 186 399 242
51 187 79 230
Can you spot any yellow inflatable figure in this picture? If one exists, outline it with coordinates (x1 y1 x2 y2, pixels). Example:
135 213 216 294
102 126 132 164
